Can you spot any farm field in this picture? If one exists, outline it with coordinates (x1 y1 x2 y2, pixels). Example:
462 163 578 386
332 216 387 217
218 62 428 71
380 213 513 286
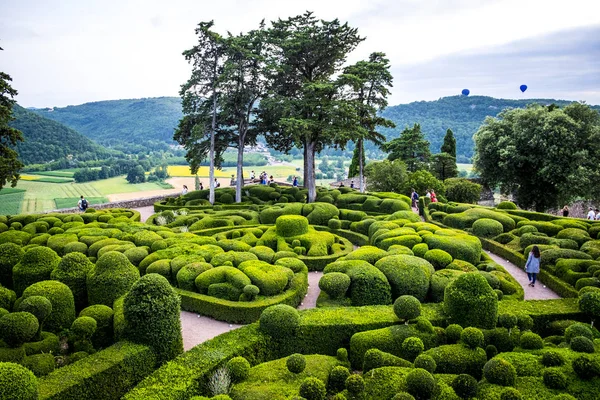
28 170 76 178
54 197 109 209
0 188 26 215
457 163 473 172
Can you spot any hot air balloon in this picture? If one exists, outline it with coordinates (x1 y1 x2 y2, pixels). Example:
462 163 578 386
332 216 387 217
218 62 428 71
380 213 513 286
520 85 527 93
461 89 470 96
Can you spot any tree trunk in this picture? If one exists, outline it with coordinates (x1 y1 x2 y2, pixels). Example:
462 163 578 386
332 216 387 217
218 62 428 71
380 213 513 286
236 133 244 203
306 139 316 203
303 139 308 190
359 138 365 193
209 64 217 205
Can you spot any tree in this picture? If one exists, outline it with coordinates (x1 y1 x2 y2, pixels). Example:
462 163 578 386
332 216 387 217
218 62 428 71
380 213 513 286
126 164 146 184
383 123 431 172
175 21 228 204
430 152 458 181
441 128 456 158
473 103 600 211
348 145 363 179
364 159 408 193
444 178 482 203
258 12 364 202
0 48 24 189
402 170 445 198
339 52 395 193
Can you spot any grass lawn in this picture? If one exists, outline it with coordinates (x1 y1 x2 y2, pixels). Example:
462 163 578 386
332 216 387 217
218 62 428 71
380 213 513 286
30 170 76 178
54 197 109 209
0 189 26 215
457 163 473 172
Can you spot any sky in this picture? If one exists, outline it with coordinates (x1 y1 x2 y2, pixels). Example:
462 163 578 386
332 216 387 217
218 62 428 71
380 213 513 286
1 0 599 108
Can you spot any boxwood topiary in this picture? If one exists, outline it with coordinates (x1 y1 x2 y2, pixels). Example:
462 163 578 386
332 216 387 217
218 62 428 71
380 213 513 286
483 358 516 386
499 387 522 400
472 218 504 238
572 355 600 380
299 376 326 400
319 272 350 299
287 353 306 373
461 327 484 349
564 322 593 343
226 356 250 382
79 304 114 348
0 312 39 347
12 246 61 296
405 368 435 400
393 295 421 323
0 242 24 287
328 366 351 392
541 350 565 367
259 304 300 340
423 249 453 270
0 361 38 400
444 273 498 329
542 367 567 389
21 280 75 332
374 255 434 301
570 336 595 353
486 345 498 360
414 354 436 373
87 251 140 307
345 374 365 395
276 215 309 237
50 252 94 311
176 262 213 291
21 353 55 377
0 286 16 312
123 273 183 365
519 332 544 350
16 296 52 340
452 373 478 399
445 324 463 344
71 316 97 340
497 201 517 210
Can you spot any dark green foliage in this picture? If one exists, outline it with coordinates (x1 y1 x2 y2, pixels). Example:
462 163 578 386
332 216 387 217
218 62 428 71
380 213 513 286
519 332 544 350
319 273 350 299
424 344 487 378
405 368 435 400
497 201 518 210
579 290 600 324
445 324 463 344
0 361 38 400
444 178 482 204
324 260 392 306
259 304 300 340
423 249 453 269
299 377 326 400
498 313 518 330
0 311 38 347
374 255 433 301
472 218 504 238
483 358 516 386
461 327 484 349
572 355 600 380
0 286 15 311
123 274 183 364
79 304 114 349
17 295 52 339
287 353 307 373
414 354 436 373
384 123 431 172
51 252 94 311
541 367 567 390
12 246 61 296
345 374 365 395
87 251 140 307
570 336 595 353
391 394 415 400
393 295 421 322
0 242 24 287
541 351 565 367
71 316 97 339
329 366 351 393
363 348 412 373
452 374 478 399
444 273 498 329
21 353 55 377
226 356 250 382
499 387 522 400
401 336 424 362
486 345 498 359
22 280 75 332
564 322 593 343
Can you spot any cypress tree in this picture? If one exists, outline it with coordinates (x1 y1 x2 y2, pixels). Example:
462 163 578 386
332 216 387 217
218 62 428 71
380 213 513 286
441 128 456 158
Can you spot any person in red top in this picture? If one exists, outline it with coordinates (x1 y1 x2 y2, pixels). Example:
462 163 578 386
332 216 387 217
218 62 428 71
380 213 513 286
430 189 437 203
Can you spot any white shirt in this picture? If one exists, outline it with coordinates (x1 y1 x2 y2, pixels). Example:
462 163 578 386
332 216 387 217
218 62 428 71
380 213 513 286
587 210 596 220
426 193 431 198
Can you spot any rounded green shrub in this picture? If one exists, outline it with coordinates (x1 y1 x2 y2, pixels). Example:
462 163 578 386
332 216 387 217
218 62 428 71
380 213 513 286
542 368 567 389
564 322 593 343
0 362 38 400
570 336 595 353
445 324 463 344
444 273 498 329
328 219 342 230
498 313 518 330
259 304 300 340
16 296 51 339
500 387 522 400
287 353 306 373
344 375 365 396
276 215 309 237
176 262 213 292
486 345 498 360
391 394 415 400
337 347 348 363
0 242 24 287
12 246 61 296
412 243 429 258
299 377 326 400
497 201 517 210
0 312 39 347
22 280 75 332
414 354 436 373
552 395 577 400
461 327 484 349
328 366 350 393
71 316 97 339
123 274 183 364
572 354 600 379
401 336 424 362
423 249 453 269
21 352 55 377
50 252 94 311
520 332 544 350
79 304 114 348
123 247 149 267
393 295 421 322
472 218 504 238
319 272 350 300
63 241 88 255
579 290 600 325
541 350 565 367
87 251 140 307
374 255 434 301
405 368 435 400
226 356 250 383
483 358 516 386
452 373 478 399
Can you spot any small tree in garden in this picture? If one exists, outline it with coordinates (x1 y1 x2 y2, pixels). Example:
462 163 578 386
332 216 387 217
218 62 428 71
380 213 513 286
393 295 421 324
579 290 600 328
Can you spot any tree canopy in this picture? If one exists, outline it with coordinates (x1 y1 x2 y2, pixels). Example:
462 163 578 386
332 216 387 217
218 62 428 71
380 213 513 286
441 128 456 158
473 103 600 211
0 61 24 189
383 123 431 172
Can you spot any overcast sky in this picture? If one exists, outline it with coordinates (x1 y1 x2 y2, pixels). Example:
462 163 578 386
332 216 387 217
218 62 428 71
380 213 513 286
1 0 599 108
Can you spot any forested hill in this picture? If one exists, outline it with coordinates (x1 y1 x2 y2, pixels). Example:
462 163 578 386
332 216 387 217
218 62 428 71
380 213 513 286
9 105 114 165
379 96 599 162
31 96 599 162
31 97 182 147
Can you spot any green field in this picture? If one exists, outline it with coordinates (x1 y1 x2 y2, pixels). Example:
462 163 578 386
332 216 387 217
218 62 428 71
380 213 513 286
457 163 473 172
54 197 109 209
31 170 76 178
0 189 26 215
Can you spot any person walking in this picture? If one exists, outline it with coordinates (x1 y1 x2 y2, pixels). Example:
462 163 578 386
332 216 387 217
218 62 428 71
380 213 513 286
182 185 188 195
596 209 600 221
411 189 419 209
430 189 438 203
561 205 569 217
292 176 298 187
525 245 541 287
78 195 88 212
587 207 596 220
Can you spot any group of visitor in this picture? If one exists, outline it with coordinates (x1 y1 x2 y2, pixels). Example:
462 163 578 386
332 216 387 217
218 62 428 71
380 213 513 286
587 207 600 220
410 188 438 208
250 171 273 185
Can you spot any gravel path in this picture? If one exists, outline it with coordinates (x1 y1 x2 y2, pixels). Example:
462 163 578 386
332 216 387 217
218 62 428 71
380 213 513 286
484 250 560 300
299 271 323 310
135 206 155 223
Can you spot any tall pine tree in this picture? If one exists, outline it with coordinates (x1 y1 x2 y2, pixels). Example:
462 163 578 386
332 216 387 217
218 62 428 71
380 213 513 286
441 128 456 158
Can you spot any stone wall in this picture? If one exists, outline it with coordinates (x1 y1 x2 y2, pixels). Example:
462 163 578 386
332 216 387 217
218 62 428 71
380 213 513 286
43 194 177 214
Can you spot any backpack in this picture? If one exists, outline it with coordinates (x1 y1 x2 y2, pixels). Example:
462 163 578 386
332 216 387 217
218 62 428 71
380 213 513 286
413 193 419 200
81 199 88 210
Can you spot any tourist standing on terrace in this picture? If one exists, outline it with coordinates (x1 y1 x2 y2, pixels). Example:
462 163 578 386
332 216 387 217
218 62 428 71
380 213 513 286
525 245 541 287
587 207 596 220
561 205 569 217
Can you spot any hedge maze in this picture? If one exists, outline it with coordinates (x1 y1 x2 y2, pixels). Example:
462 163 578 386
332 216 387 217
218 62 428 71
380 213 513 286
1 185 599 399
